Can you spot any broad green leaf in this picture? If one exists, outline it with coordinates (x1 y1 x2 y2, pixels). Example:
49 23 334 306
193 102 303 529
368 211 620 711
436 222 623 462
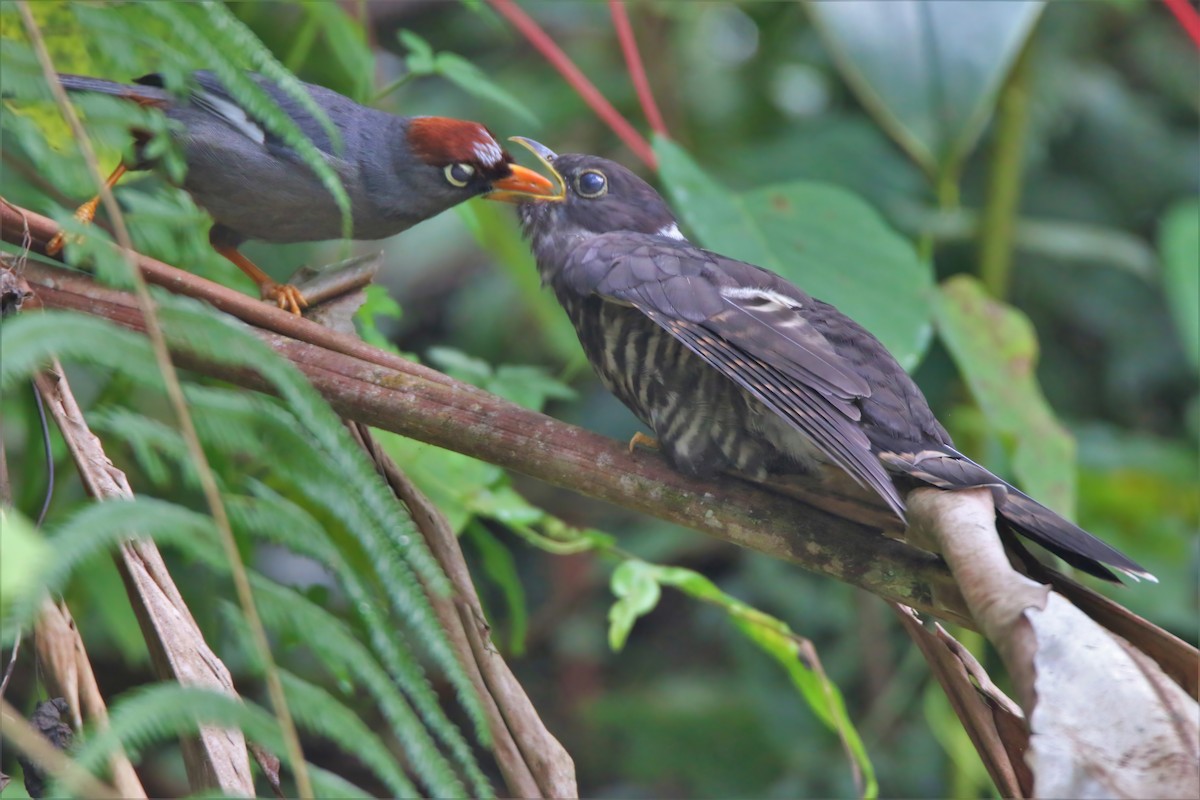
1158 198 1199 368
936 275 1075 515
457 199 588 369
656 137 933 370
304 2 374 102
608 560 661 651
807 0 1044 177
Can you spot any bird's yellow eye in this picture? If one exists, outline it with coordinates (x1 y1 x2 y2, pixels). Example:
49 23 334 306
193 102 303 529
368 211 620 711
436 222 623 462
445 163 476 187
575 170 607 198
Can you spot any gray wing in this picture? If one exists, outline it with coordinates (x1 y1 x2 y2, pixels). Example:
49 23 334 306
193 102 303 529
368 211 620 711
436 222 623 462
562 233 906 519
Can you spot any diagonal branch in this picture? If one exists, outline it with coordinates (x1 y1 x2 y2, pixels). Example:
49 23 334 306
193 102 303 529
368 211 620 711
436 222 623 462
30 360 254 796
2 247 970 627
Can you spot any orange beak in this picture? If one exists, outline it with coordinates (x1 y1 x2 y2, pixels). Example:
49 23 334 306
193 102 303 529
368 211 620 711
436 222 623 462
488 164 557 202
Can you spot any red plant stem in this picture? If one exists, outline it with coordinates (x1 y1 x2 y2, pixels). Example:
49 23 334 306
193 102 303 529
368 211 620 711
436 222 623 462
487 0 657 169
608 0 668 139
1164 0 1200 49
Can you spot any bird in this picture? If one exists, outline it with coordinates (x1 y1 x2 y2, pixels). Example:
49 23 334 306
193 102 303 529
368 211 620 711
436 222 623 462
489 137 1153 584
42 71 555 314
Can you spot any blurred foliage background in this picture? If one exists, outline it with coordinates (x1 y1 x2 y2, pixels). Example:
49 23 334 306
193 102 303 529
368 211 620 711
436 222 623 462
1 1 1196 797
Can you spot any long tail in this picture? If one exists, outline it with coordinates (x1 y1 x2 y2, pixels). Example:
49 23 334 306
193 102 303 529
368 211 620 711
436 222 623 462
55 74 172 107
880 448 1155 583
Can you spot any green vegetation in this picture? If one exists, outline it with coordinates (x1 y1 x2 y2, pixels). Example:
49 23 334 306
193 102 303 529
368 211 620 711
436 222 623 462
1 2 1195 797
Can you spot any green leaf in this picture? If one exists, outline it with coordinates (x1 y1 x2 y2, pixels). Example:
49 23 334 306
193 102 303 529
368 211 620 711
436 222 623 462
398 28 436 74
935 275 1075 515
465 523 529 654
433 51 539 126
427 347 576 411
491 365 577 411
354 284 404 353
395 29 538 124
457 199 587 369
427 346 494 387
1158 198 1200 368
806 0 1044 177
656 136 933 369
0 312 161 391
608 560 662 651
0 509 49 619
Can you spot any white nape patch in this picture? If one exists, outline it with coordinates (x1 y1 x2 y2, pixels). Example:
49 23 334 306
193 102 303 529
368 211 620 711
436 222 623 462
721 285 803 312
472 137 505 167
657 223 687 241
196 89 266 145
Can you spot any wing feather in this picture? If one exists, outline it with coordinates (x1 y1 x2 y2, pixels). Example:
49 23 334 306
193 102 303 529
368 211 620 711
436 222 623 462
654 310 906 518
565 232 906 518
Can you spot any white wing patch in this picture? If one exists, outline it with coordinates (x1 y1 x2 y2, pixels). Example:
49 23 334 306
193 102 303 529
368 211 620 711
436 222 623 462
194 89 266 145
472 136 506 167
721 285 803 312
657 223 687 241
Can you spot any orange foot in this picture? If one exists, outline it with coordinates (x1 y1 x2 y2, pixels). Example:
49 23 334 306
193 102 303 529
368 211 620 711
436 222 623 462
628 431 659 453
45 196 102 256
261 281 309 316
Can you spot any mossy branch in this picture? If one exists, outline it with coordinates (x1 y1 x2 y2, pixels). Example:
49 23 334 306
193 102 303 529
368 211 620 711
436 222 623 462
0 201 970 627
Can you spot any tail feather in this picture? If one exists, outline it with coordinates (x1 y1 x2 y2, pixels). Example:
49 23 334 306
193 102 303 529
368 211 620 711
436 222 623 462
56 73 171 107
879 448 1154 583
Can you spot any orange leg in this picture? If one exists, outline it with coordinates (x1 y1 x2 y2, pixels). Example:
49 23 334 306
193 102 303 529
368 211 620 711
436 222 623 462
213 246 308 316
45 163 129 255
628 431 659 454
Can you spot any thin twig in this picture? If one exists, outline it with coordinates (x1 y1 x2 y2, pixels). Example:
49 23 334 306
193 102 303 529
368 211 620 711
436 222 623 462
487 0 657 169
31 381 55 526
0 634 20 702
14 6 312 795
608 0 668 138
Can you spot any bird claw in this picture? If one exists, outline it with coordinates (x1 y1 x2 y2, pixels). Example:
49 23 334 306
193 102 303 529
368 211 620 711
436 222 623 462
628 431 659 453
45 197 102 256
260 282 308 316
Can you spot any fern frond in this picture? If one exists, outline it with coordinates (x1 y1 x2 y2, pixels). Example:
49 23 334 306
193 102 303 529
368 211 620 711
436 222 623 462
89 407 193 489
251 581 476 797
230 489 490 798
64 685 282 793
283 669 421 798
5 497 222 630
156 299 491 740
158 298 445 579
307 765 373 799
219 597 424 797
0 311 162 390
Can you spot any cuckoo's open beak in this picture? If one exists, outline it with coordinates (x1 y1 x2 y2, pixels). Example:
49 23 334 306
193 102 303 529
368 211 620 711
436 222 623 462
486 137 566 203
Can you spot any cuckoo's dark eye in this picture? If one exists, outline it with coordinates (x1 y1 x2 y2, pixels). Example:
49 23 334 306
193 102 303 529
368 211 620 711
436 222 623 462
444 163 476 187
575 170 607 198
